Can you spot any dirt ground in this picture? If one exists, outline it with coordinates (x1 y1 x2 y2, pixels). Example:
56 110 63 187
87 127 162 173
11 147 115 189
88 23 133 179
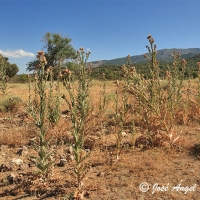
0 107 199 200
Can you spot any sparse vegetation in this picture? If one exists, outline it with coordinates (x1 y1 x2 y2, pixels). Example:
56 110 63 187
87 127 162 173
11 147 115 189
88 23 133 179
0 36 200 199
27 51 57 178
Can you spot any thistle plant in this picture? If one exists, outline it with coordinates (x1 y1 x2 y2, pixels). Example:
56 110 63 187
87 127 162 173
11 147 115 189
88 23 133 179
62 48 91 196
123 35 187 148
191 62 200 119
0 55 8 96
47 67 61 127
164 53 187 124
99 73 107 113
28 51 54 177
196 62 200 106
109 77 134 161
113 83 123 159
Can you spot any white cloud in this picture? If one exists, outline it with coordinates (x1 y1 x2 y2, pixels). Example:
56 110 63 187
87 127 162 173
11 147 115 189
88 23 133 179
0 49 35 58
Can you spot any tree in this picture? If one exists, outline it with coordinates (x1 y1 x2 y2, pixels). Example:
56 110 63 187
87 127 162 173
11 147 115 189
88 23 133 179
6 63 19 78
26 32 77 72
0 54 19 78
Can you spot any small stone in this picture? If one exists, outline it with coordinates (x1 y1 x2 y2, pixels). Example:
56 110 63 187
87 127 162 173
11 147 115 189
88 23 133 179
57 158 67 167
18 163 28 170
11 158 23 165
0 164 12 172
69 155 74 161
66 146 73 154
122 132 127 136
97 172 105 177
85 148 90 152
7 173 16 183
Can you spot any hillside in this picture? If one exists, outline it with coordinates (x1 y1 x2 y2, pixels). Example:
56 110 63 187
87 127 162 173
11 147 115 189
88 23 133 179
90 52 200 80
91 48 200 67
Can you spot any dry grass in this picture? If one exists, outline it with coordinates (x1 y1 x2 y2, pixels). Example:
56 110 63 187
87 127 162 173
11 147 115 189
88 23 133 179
1 35 200 199
0 79 199 199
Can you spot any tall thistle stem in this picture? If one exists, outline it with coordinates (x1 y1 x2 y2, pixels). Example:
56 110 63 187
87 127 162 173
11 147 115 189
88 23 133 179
62 48 91 195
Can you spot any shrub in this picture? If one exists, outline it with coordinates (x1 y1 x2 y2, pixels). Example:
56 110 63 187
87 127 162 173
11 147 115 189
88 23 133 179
122 35 187 148
0 97 21 113
10 74 30 83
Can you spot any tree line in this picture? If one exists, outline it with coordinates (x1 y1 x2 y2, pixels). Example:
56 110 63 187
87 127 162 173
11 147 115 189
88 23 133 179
2 32 200 83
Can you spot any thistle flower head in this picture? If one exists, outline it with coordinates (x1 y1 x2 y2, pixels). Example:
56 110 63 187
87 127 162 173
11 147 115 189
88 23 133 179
121 64 126 70
37 51 47 65
35 64 40 70
129 66 136 73
149 38 154 44
37 51 45 56
59 72 63 78
62 68 72 76
147 35 152 40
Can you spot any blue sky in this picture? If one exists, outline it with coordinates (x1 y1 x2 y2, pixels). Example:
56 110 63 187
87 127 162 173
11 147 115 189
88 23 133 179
0 0 200 74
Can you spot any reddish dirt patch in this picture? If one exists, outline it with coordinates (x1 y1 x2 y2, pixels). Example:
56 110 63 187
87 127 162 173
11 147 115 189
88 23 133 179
0 111 199 199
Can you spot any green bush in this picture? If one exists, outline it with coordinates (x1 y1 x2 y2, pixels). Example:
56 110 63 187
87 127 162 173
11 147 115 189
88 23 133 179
10 74 30 83
0 97 21 112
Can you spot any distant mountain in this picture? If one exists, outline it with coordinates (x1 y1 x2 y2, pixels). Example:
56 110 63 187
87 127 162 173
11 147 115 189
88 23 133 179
91 48 200 67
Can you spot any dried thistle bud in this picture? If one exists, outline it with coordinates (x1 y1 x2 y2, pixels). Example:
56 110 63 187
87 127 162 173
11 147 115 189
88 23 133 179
49 66 53 70
147 35 152 39
129 67 136 73
59 72 63 78
37 51 44 56
114 80 120 86
62 68 72 76
121 64 126 71
150 38 154 44
79 47 84 51
155 60 159 65
46 68 50 73
197 62 200 67
181 59 187 65
34 75 38 81
35 64 40 69
165 70 171 77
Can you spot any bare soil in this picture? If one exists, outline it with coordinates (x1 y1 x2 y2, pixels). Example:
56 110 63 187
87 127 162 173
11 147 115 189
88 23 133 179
0 108 200 200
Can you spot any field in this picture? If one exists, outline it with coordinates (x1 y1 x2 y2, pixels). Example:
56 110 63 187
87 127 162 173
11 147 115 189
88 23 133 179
0 78 199 200
0 46 200 200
